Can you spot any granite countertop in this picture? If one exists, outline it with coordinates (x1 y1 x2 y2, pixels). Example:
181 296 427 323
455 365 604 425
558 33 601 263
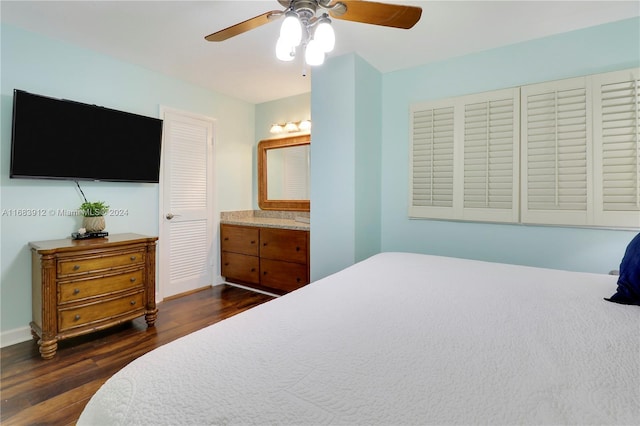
220 210 310 231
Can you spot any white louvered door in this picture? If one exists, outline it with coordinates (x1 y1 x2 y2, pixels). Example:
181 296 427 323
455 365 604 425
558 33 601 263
521 77 592 226
159 108 214 299
593 68 640 228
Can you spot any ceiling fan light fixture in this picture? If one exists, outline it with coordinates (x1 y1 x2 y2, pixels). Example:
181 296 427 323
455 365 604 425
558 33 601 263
305 39 325 66
314 15 335 53
280 10 302 47
276 36 296 61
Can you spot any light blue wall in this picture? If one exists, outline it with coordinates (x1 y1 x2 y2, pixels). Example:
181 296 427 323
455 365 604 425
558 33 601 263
310 54 383 280
354 56 382 263
310 54 357 279
311 18 640 278
0 24 256 338
379 17 640 274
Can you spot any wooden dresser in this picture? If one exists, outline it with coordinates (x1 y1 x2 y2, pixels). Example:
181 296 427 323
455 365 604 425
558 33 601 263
29 233 158 359
221 224 309 294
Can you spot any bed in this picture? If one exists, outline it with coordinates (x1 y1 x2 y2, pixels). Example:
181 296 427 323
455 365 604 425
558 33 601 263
78 252 639 425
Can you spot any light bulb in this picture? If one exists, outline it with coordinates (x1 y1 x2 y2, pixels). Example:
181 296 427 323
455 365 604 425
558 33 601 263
284 122 299 132
276 37 295 62
305 39 324 66
298 120 311 131
280 12 302 47
314 20 335 53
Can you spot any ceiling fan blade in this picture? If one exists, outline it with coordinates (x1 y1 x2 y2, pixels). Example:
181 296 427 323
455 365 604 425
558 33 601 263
330 1 422 29
205 10 282 42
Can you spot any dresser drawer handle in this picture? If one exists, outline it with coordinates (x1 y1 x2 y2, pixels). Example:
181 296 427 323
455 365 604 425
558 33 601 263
130 300 137 306
296 277 301 283
223 237 229 241
74 314 81 321
296 246 300 251
250 268 255 272
262 242 267 246
250 240 256 244
130 255 137 261
263 271 268 275
73 288 80 295
73 265 80 271
130 277 137 283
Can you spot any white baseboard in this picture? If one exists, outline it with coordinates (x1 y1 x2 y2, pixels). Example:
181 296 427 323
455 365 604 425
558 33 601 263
1 326 32 348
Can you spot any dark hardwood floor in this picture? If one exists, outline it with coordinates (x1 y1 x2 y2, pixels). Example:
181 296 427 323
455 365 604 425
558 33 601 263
0 284 274 426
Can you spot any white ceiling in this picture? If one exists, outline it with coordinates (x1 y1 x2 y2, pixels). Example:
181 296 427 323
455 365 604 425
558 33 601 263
2 1 638 104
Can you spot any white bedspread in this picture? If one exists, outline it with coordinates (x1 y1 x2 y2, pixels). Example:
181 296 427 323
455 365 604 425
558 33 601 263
78 253 640 425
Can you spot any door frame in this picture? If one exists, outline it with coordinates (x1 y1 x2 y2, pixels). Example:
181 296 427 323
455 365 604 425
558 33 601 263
157 106 217 301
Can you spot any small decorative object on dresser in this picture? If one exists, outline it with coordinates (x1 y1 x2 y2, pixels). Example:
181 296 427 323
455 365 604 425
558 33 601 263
221 223 309 294
79 200 109 232
29 233 158 359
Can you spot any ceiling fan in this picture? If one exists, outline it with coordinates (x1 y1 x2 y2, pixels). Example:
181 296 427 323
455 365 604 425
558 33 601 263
205 0 422 66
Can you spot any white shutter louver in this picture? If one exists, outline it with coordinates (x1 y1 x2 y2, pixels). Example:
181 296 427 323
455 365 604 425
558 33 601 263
462 88 519 222
410 105 455 218
593 68 640 228
521 77 591 225
169 122 208 211
600 80 639 211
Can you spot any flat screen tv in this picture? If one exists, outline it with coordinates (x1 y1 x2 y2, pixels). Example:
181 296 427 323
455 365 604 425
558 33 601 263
10 89 163 183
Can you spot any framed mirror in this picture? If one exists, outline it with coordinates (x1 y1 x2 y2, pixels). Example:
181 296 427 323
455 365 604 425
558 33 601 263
258 134 310 211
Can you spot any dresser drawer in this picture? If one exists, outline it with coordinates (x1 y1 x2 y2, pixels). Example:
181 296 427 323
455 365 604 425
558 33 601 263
221 224 259 256
260 228 308 264
222 252 260 284
58 291 144 332
58 269 144 303
58 250 145 276
260 258 309 293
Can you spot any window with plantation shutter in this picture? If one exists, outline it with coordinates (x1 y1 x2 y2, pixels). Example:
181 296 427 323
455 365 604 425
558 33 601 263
408 68 639 230
410 89 519 222
462 89 519 222
593 68 640 228
409 103 455 219
521 77 592 226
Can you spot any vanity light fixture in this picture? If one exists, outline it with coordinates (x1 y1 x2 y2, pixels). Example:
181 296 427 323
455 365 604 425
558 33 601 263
270 120 312 134
298 119 312 131
270 123 284 134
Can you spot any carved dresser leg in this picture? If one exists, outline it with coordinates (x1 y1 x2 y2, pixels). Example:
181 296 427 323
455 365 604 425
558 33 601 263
145 308 158 327
39 338 58 360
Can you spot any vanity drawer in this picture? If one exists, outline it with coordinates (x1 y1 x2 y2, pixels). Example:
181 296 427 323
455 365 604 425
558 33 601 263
58 250 145 276
260 228 308 264
260 258 309 293
222 252 260 285
58 269 144 303
58 291 144 332
221 224 259 256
